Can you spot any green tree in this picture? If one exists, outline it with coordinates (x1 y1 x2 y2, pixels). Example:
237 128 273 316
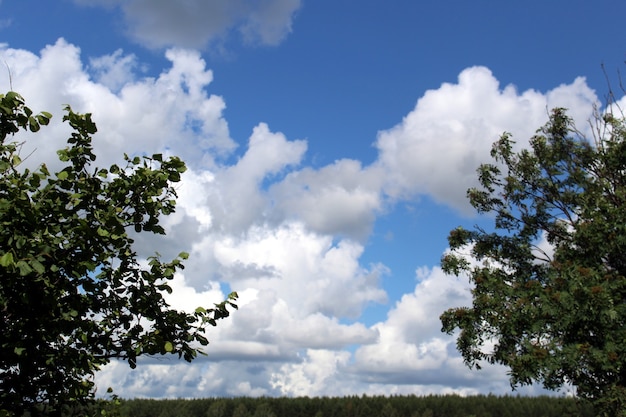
380 402 398 417
206 400 229 417
0 92 237 416
440 107 626 416
253 402 276 417
232 404 251 417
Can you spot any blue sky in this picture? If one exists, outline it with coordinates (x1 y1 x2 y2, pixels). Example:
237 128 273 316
2 0 625 399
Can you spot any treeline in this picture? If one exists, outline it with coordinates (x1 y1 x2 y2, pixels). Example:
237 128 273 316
105 395 595 417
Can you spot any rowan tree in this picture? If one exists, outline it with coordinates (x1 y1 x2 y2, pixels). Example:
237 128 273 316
0 91 237 416
441 107 626 416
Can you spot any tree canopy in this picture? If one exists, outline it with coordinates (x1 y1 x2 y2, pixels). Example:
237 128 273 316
440 107 626 416
0 91 237 416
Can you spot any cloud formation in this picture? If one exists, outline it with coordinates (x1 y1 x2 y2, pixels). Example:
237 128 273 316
375 66 598 212
0 40 604 398
73 0 302 49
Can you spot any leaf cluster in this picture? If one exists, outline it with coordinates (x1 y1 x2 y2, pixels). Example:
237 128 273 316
0 92 237 416
440 108 626 416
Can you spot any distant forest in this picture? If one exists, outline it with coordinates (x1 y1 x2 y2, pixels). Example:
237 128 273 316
101 395 596 417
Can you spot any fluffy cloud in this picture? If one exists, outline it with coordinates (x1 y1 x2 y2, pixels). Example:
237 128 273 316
1 40 234 173
270 349 352 397
88 49 140 92
352 266 480 386
347 265 556 396
204 123 307 234
1 40 608 399
210 223 388 318
73 0 302 49
375 66 599 212
269 160 386 240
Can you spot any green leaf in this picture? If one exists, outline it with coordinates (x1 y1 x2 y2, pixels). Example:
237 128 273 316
441 107 626 415
36 112 52 125
28 174 41 188
0 252 14 267
96 227 110 237
0 93 237 412
39 163 50 176
30 259 45 274
28 116 40 132
15 237 25 249
16 260 32 276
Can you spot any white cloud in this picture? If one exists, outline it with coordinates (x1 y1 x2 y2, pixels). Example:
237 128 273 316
0 40 234 173
269 160 386 240
163 274 225 314
88 49 140 92
270 349 352 397
203 123 307 234
95 359 275 398
1 40 610 399
73 0 302 49
349 265 550 395
352 266 473 382
375 66 599 213
211 223 388 318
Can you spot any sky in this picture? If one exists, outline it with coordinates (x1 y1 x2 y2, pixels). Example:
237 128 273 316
1 0 626 399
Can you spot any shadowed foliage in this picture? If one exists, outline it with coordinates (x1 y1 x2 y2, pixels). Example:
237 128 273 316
0 92 237 416
441 107 626 416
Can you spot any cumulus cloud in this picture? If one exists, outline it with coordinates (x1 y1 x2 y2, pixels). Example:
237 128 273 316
0 40 234 173
352 266 472 382
88 49 140 92
375 66 599 213
204 123 307 234
271 349 352 397
348 265 554 395
73 0 302 49
96 359 276 398
269 160 386 240
1 40 609 399
210 223 388 318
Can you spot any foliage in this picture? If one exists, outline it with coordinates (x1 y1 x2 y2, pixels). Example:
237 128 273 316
440 108 626 415
109 395 594 417
0 91 237 416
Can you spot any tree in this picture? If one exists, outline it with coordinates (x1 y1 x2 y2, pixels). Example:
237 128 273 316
0 91 238 416
440 107 626 416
